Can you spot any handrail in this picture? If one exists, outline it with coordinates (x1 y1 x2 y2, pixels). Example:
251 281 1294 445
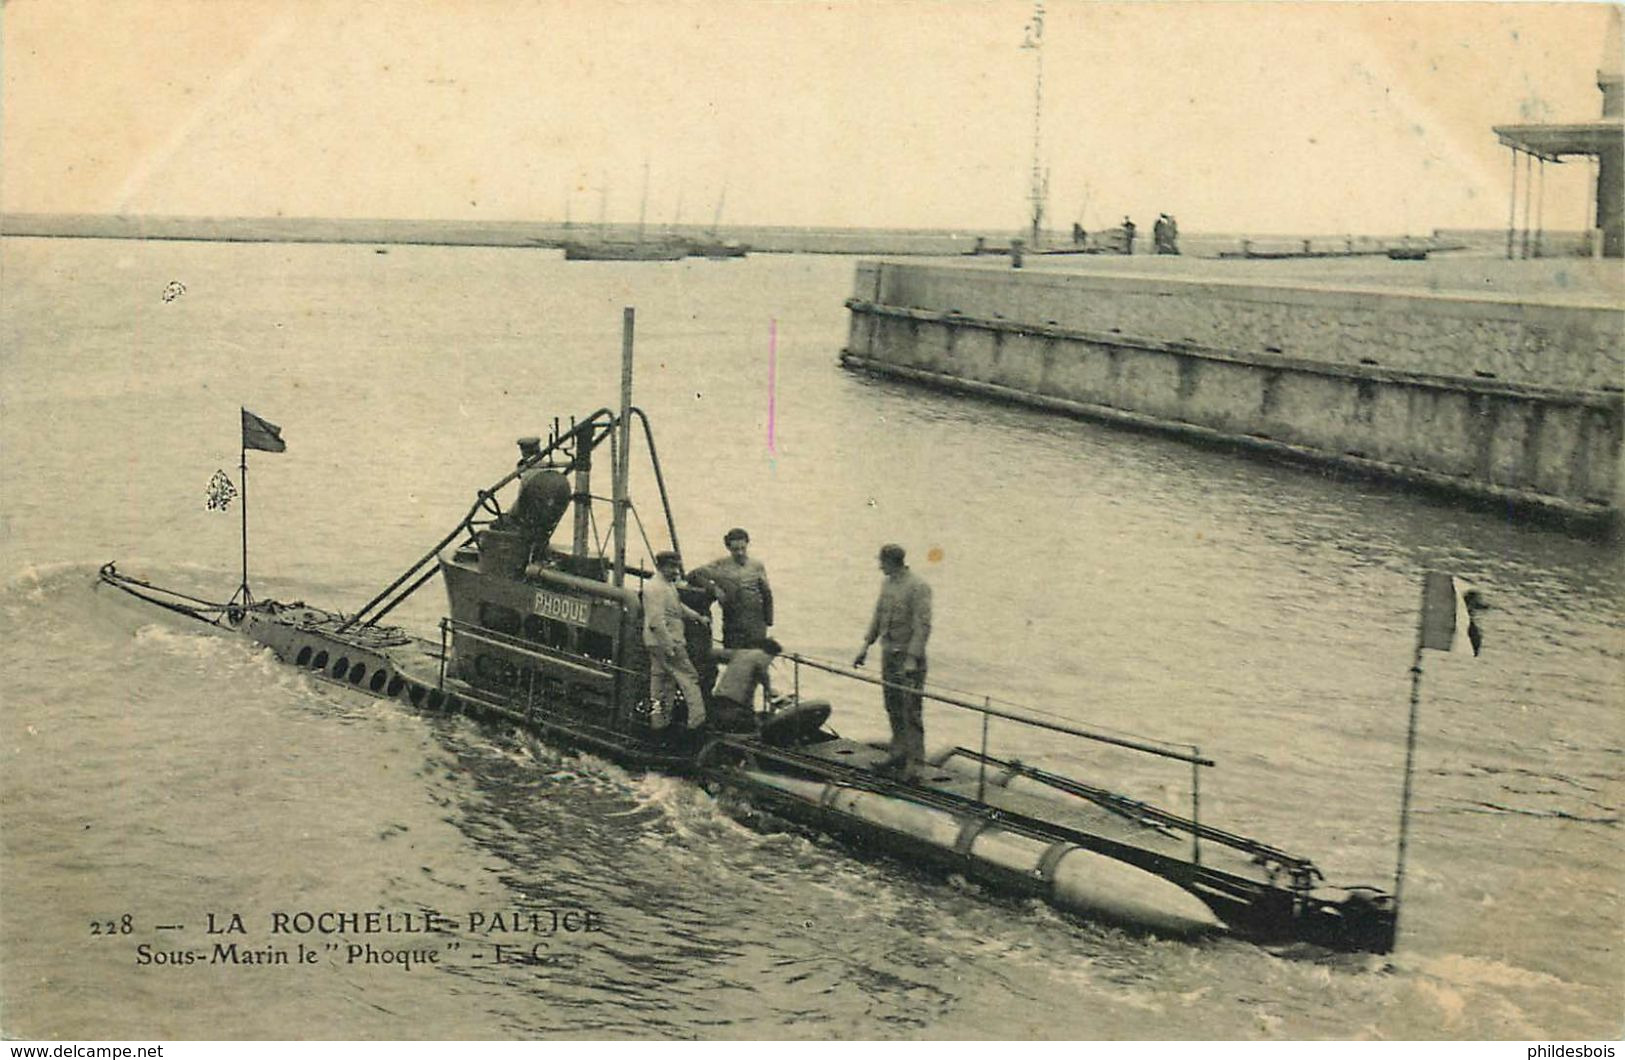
361 563 443 628
952 748 1318 879
786 652 1214 768
629 407 680 560
342 393 688 637
339 408 617 632
443 618 628 682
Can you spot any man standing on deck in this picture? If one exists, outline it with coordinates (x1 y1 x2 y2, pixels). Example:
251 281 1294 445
643 551 709 732
853 544 933 779
692 528 774 649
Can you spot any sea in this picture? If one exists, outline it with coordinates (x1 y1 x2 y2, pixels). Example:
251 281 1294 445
0 235 1620 1041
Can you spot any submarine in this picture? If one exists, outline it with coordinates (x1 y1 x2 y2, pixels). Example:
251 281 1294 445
99 308 1400 954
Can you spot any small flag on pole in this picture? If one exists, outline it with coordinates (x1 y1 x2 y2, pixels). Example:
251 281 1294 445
1418 572 1483 656
205 469 237 511
241 408 286 453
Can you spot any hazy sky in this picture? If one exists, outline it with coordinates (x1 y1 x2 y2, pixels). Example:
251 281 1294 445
2 1 1616 234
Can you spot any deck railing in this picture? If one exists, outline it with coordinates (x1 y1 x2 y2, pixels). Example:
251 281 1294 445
784 651 1214 864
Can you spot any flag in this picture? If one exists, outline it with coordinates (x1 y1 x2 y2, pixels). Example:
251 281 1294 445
1418 572 1483 656
205 469 237 511
241 408 286 453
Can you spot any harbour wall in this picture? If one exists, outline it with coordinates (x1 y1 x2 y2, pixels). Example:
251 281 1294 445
841 262 1624 524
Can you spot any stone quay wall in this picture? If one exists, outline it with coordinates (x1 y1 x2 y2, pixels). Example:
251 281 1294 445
842 262 1623 524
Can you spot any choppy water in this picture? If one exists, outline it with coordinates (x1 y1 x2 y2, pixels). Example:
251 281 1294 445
1 237 1620 1040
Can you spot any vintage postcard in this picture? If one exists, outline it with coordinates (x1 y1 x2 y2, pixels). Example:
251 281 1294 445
2 1 1620 1045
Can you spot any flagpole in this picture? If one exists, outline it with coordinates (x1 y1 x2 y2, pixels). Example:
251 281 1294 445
1391 581 1430 939
238 414 251 607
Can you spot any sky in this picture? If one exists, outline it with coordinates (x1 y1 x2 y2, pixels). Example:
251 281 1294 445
1 1 1617 235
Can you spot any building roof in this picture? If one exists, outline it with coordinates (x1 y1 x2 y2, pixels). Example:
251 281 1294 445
1493 119 1625 161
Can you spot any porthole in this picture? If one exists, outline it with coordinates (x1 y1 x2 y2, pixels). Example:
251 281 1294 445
333 656 350 677
349 663 367 685
295 646 313 666
312 651 329 669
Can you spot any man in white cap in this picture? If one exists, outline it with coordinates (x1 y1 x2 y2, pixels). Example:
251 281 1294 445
643 551 709 732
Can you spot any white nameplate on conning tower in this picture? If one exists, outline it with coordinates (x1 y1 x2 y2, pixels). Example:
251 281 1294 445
533 590 591 626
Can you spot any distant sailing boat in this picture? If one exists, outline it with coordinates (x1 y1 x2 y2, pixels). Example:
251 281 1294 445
562 163 686 261
685 185 749 259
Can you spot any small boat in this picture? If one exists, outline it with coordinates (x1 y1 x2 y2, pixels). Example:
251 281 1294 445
684 239 750 259
98 310 1400 953
1218 239 1467 261
685 187 749 258
561 163 688 261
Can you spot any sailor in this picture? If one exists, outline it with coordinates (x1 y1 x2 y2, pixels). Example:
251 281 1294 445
643 551 710 732
691 528 774 649
852 544 933 779
1121 216 1137 255
710 637 782 733
516 436 543 468
677 579 721 697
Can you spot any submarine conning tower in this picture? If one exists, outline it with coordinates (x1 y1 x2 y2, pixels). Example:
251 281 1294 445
475 435 592 579
436 407 668 737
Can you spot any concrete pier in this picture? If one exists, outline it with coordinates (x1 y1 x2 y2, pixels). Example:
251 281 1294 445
841 260 1623 526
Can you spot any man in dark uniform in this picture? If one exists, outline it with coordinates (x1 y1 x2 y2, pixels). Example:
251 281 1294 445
692 528 774 649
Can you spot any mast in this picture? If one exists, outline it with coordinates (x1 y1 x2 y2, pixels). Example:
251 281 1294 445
236 438 249 606
637 161 651 245
613 308 633 587
710 184 727 238
1022 1 1047 246
597 175 608 241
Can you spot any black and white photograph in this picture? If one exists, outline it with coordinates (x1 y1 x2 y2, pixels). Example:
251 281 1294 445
1 0 1620 1044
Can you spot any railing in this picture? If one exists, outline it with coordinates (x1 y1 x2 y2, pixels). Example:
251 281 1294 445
784 650 1214 865
442 617 624 682
338 409 618 634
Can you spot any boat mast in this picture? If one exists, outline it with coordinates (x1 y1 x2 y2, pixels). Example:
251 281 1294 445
597 175 608 241
637 161 651 245
1023 1 1047 247
613 308 633 587
710 184 727 238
